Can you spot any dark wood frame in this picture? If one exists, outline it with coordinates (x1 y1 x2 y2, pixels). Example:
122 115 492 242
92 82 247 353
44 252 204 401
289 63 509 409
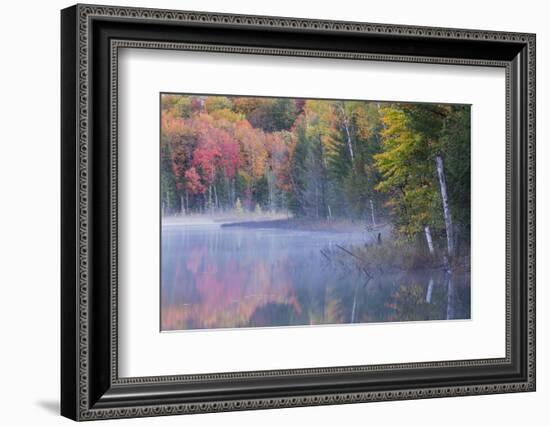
61 3 536 421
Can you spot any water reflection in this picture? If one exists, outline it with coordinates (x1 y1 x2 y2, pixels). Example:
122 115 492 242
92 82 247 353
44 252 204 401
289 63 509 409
161 224 470 331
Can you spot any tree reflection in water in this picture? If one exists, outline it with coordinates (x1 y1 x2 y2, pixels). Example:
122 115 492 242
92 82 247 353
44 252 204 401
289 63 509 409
161 225 470 331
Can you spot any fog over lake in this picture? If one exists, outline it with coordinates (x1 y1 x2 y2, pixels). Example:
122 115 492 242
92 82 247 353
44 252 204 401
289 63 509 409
161 221 470 331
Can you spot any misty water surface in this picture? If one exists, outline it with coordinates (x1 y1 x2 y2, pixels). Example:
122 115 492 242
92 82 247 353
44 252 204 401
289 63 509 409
161 223 470 331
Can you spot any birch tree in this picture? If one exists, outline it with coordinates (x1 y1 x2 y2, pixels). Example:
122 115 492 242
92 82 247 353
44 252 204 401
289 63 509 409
435 155 455 258
375 105 441 248
375 103 469 257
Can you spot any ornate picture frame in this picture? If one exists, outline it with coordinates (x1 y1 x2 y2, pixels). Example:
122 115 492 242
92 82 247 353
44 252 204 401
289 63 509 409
61 4 535 421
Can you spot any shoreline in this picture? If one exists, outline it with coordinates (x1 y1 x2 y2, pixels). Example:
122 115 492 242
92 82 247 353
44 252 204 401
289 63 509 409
162 214 389 234
221 218 383 233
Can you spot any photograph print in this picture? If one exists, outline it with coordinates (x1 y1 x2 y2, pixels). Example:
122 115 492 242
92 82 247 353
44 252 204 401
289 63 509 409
160 93 471 331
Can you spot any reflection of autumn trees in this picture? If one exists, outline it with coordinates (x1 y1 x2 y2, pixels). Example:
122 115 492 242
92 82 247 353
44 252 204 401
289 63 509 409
161 235 302 330
161 227 471 330
384 283 441 322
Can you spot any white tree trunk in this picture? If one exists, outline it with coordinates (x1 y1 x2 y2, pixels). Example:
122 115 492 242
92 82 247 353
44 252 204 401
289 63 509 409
338 104 354 161
424 225 435 255
446 274 455 320
426 277 434 303
343 122 354 161
351 284 358 323
213 185 218 210
435 155 455 258
267 170 275 212
369 199 376 226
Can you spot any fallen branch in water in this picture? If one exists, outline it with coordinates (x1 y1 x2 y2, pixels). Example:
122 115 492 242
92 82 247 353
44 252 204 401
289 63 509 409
319 248 331 262
322 241 470 281
335 244 364 262
335 244 373 280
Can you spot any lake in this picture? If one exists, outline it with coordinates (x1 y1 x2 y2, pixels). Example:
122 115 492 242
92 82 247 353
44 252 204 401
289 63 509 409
161 222 470 331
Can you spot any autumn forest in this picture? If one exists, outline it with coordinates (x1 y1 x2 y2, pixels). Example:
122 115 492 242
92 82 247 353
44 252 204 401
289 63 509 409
160 93 471 330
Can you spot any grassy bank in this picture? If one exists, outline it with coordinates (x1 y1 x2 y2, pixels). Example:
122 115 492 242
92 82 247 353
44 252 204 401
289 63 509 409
324 237 470 277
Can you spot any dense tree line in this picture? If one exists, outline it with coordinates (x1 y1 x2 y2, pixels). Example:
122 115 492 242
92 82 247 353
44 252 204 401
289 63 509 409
161 94 470 253
375 103 471 255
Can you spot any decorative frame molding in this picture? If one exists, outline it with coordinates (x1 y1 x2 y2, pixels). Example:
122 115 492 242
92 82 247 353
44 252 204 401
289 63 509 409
61 3 535 421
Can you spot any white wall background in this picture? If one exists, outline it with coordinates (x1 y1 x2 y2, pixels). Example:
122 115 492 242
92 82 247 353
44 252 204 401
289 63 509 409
0 0 546 424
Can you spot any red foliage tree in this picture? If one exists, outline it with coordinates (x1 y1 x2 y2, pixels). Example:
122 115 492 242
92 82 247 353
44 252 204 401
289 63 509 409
192 126 223 186
218 132 241 179
184 167 206 194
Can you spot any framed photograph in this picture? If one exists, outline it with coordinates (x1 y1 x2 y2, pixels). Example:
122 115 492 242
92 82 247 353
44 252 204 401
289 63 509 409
61 4 536 421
